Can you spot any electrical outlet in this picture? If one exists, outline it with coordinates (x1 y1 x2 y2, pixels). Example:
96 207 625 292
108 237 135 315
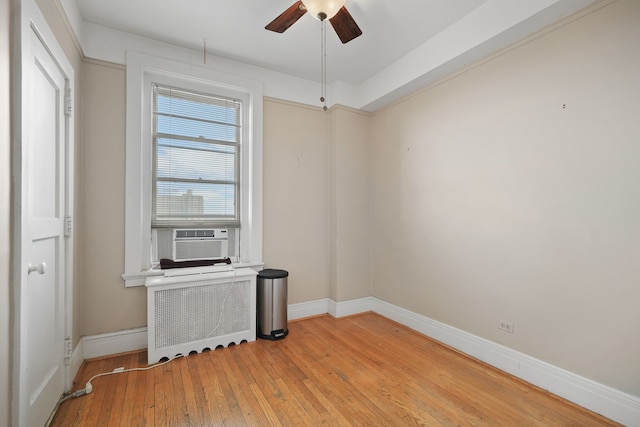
498 320 514 333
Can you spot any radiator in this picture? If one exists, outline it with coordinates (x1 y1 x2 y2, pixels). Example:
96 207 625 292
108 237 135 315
145 267 257 364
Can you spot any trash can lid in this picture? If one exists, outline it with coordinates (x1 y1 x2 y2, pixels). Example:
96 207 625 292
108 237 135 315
258 268 289 279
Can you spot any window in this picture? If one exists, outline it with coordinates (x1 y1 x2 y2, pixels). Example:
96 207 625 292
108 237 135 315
123 52 263 287
152 85 241 228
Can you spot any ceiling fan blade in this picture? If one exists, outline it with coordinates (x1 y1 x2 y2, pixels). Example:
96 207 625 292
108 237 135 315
329 6 362 44
265 1 307 33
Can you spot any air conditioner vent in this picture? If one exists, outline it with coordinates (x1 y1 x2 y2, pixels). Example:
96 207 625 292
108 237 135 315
175 229 228 240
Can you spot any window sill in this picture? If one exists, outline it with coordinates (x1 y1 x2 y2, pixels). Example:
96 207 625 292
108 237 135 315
122 261 265 288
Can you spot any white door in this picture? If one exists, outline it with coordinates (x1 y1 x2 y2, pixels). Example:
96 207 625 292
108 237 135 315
16 13 72 426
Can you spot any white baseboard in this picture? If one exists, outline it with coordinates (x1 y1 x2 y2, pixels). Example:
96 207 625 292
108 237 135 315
288 298 331 320
66 342 84 391
288 297 371 319
81 327 147 359
75 297 640 426
328 297 373 318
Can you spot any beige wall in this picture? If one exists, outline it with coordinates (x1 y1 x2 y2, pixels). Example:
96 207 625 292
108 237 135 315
370 0 640 396
263 99 330 303
80 61 146 335
262 101 371 304
329 107 371 302
1 0 11 423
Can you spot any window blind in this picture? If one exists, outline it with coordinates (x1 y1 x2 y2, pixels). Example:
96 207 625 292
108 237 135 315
152 84 241 228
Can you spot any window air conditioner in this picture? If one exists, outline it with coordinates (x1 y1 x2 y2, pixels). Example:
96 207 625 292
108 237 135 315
172 228 228 261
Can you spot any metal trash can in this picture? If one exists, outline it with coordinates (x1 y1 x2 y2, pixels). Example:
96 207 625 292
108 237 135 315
257 269 288 340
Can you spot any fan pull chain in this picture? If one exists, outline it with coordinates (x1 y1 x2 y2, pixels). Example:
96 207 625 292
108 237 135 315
320 19 327 111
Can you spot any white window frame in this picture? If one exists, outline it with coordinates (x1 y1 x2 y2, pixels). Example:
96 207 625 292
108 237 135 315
123 51 263 287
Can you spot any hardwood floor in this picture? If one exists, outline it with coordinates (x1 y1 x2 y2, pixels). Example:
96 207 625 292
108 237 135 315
51 313 619 426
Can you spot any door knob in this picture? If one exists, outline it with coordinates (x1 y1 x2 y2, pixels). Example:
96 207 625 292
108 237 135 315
28 262 46 275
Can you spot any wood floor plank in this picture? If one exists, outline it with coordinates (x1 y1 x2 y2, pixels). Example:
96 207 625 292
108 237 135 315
299 322 409 419
248 382 284 427
107 354 135 427
50 313 621 427
288 320 403 425
60 355 115 426
85 358 121 427
166 356 189 426
265 343 328 418
178 355 205 425
152 358 168 426
218 344 271 425
202 349 245 424
235 342 318 426
301 378 353 426
273 377 320 424
140 354 156 427
64 358 108 426
198 350 230 425
123 355 144 426
310 320 453 424
184 354 213 425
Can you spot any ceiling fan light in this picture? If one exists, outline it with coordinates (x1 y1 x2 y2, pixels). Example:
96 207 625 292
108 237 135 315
302 0 347 20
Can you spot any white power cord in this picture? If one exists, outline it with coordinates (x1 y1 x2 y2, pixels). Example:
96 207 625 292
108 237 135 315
83 354 184 395
204 266 237 339
46 353 185 425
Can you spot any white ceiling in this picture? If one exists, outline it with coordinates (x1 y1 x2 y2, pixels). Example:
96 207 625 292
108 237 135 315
73 0 486 85
63 0 597 110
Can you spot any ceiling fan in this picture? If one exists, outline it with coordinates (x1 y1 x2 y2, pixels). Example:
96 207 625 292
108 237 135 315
265 0 362 44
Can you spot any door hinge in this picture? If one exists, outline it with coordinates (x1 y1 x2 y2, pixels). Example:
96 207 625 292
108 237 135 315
64 216 72 237
65 95 72 116
64 337 72 365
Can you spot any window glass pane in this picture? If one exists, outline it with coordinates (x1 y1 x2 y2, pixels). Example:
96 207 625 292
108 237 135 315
155 181 236 220
152 84 241 227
